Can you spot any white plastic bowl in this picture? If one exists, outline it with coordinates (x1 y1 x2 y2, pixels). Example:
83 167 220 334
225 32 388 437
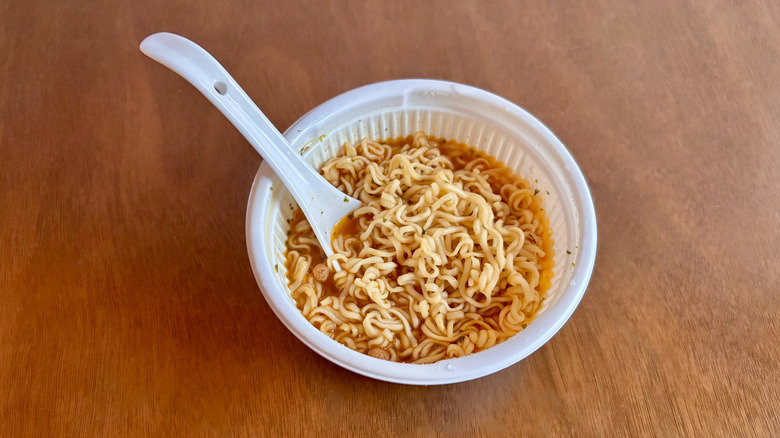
246 79 597 385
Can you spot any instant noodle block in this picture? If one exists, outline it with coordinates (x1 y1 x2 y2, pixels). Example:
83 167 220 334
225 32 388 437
246 80 597 385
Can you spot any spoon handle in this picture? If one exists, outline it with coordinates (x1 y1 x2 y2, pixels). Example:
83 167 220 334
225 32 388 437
140 32 359 256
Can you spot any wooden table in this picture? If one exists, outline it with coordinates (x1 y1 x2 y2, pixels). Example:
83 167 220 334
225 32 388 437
2 1 779 436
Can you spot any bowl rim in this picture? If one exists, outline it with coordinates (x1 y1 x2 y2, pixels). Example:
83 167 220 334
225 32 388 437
245 79 597 385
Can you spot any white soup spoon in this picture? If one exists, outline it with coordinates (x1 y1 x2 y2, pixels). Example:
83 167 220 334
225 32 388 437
139 32 361 260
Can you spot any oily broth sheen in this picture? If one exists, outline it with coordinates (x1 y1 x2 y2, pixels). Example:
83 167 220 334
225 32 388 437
284 134 554 364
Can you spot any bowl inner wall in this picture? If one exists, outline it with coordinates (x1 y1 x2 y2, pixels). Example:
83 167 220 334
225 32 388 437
264 107 579 321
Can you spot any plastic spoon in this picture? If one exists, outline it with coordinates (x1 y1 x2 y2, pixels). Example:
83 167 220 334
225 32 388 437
139 32 361 260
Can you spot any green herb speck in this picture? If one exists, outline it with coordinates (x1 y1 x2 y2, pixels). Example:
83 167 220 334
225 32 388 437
275 264 279 272
566 250 571 255
343 196 348 203
534 188 539 196
521 323 527 329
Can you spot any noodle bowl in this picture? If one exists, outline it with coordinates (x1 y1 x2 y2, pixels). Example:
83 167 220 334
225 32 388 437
247 79 597 384
285 132 554 364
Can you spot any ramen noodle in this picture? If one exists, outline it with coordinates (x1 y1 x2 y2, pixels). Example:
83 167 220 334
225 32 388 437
284 132 554 364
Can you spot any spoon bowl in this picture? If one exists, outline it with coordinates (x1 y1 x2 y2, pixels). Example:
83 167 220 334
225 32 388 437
139 32 361 258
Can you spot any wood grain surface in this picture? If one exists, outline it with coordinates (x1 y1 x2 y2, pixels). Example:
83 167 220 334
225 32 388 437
2 0 779 436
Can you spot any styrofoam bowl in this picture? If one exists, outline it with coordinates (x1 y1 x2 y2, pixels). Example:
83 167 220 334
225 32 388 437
246 79 596 385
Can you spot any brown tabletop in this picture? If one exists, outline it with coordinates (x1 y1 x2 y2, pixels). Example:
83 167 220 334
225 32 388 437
2 1 779 436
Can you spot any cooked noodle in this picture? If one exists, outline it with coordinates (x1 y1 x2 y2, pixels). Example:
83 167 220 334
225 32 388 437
285 132 554 364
